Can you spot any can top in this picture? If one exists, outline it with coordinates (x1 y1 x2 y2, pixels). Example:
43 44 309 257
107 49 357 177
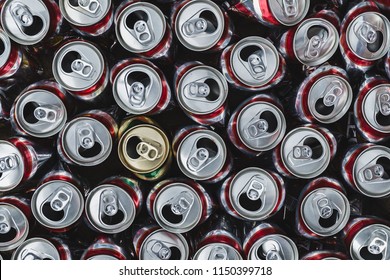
85 184 136 234
300 187 350 237
176 129 227 181
61 116 113 166
115 2 166 53
153 182 202 233
230 167 280 221
112 63 163 115
248 234 298 260
139 228 189 260
362 84 390 134
293 18 339 66
0 140 24 192
177 65 228 115
31 180 84 230
13 89 67 138
193 243 242 260
60 0 111 27
353 145 390 198
53 41 105 91
346 12 390 61
174 0 225 51
119 124 170 174
230 36 280 87
308 74 353 123
12 238 60 260
350 224 390 260
237 101 286 151
259 0 310 26
87 255 118 260
0 29 12 70
0 0 50 45
0 203 29 251
280 127 331 179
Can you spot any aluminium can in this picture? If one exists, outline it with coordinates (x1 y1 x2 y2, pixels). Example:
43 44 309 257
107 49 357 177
301 250 348 260
81 236 129 260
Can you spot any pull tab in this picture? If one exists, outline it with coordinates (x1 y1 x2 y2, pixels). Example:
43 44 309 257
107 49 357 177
149 240 172 260
78 0 101 15
247 52 267 79
71 58 94 79
262 240 284 260
367 229 388 256
313 193 333 219
49 187 72 212
169 191 194 216
280 0 298 18
304 28 328 59
0 211 12 234
126 82 146 108
136 141 161 161
245 119 269 139
187 147 210 172
99 189 118 217
133 20 153 45
0 154 19 173
20 248 54 260
355 21 378 44
77 123 96 150
246 177 265 201
362 164 385 181
10 2 33 27
185 82 210 98
208 246 228 260
292 145 312 159
33 106 58 123
377 91 390 116
322 80 344 107
182 18 208 37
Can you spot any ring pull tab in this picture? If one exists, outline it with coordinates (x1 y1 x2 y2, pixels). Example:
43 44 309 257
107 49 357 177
186 82 210 98
322 80 344 107
0 209 13 234
99 189 119 217
0 154 19 173
304 28 329 60
10 2 34 27
292 145 312 159
71 58 94 79
208 246 228 260
313 193 333 219
279 0 298 18
246 177 265 201
78 0 101 15
77 123 96 150
136 141 162 161
148 240 172 260
245 118 269 140
182 17 208 37
133 20 153 45
20 248 55 260
354 21 378 44
169 191 194 216
362 164 385 181
247 51 267 80
187 147 210 172
262 240 285 260
49 187 72 212
377 91 390 116
366 229 388 257
126 81 146 108
33 106 58 123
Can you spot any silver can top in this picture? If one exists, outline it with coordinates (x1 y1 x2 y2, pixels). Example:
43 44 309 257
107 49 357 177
177 65 228 115
13 89 67 138
301 187 350 237
174 0 225 51
352 145 390 198
237 100 286 151
53 41 105 91
230 37 280 87
153 182 202 233
112 63 163 115
115 2 166 53
362 84 390 134
0 140 24 192
31 180 84 230
350 224 390 260
248 234 298 260
12 238 60 260
293 18 339 66
229 167 280 221
307 72 353 123
60 116 112 166
0 0 50 45
0 203 29 251
176 129 227 181
59 0 111 27
139 228 189 260
260 0 310 26
193 243 242 260
280 127 331 179
85 184 136 234
87 255 118 260
0 28 12 70
346 12 390 61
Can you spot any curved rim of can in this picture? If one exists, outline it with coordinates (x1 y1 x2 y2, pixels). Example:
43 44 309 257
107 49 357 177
118 124 170 174
193 243 243 260
31 180 84 230
293 18 339 67
85 183 136 234
115 1 167 53
0 140 25 192
236 100 286 151
174 0 225 52
176 65 228 115
87 254 118 260
300 187 350 237
0 202 29 251
152 182 202 233
13 89 68 138
59 0 112 27
0 29 12 69
11 237 60 260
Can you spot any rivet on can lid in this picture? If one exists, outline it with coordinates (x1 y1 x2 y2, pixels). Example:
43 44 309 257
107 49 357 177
0 140 24 192
60 0 111 27
248 234 298 260
193 243 242 260
362 84 390 134
0 203 29 251
12 238 60 260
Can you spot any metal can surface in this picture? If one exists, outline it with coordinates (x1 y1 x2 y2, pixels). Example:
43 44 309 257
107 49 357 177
342 143 390 198
85 176 142 234
301 250 348 260
220 167 285 221
171 0 233 52
172 125 232 183
59 0 113 36
115 1 173 59
52 39 109 101
147 178 213 233
110 58 171 115
386 51 390 80
273 124 337 179
174 61 228 125
57 110 118 166
221 36 286 91
81 236 129 260
228 94 286 156
294 65 353 124
0 28 22 80
296 177 350 239
0 90 10 126
118 116 172 181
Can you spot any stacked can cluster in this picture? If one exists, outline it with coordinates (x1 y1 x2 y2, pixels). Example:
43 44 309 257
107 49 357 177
0 0 390 261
